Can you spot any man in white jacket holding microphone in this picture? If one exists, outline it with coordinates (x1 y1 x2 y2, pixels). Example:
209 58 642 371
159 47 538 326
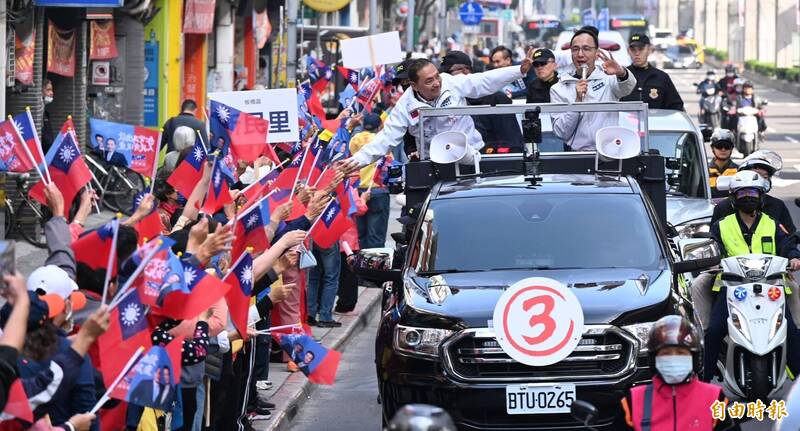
338 55 534 172
551 26 638 151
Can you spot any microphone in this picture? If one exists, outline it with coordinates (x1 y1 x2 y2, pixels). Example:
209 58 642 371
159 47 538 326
580 64 588 80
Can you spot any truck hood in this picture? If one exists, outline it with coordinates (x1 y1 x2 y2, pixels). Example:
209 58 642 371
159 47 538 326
404 268 672 328
667 196 714 226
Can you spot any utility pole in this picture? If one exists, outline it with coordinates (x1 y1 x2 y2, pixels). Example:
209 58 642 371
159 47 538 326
438 0 447 53
287 0 299 85
407 0 415 52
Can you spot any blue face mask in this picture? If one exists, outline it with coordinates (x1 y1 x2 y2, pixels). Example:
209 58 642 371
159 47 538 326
655 355 693 384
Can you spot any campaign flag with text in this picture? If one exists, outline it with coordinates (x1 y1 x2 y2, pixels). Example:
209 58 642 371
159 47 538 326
110 339 183 412
0 118 38 173
89 118 160 176
307 56 333 92
223 252 253 341
28 125 92 217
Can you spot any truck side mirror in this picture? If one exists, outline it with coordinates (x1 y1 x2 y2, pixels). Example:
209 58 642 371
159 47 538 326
347 247 403 283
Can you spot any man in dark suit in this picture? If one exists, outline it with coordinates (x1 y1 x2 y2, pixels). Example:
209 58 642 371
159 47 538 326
129 366 174 410
297 351 315 376
103 138 128 167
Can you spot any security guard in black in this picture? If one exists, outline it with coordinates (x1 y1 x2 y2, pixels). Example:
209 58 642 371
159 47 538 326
526 48 559 104
620 33 684 111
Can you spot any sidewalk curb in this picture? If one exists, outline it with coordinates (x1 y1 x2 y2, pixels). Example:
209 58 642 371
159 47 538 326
263 287 382 431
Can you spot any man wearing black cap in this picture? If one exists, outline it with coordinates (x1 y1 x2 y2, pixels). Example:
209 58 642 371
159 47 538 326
440 51 523 153
526 48 559 104
620 33 684 110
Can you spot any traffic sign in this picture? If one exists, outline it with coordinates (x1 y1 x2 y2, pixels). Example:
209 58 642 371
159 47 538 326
459 1 483 26
492 277 584 367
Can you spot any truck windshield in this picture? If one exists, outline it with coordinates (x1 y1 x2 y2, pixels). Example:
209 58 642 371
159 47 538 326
411 194 663 273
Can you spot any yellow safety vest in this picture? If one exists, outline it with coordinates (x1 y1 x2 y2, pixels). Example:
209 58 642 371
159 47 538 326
708 163 738 189
713 213 791 293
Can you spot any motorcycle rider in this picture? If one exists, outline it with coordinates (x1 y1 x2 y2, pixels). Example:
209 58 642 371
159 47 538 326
703 170 800 381
618 315 736 431
717 64 738 96
721 78 745 130
731 80 767 136
620 33 684 110
708 129 739 199
697 70 719 95
711 151 796 232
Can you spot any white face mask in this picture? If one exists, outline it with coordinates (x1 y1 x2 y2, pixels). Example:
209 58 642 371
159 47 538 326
655 354 693 384
44 96 54 105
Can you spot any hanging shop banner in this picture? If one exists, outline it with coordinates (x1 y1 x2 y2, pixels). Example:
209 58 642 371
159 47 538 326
15 30 35 85
89 20 118 60
182 35 206 109
183 0 216 34
34 0 123 6
302 0 351 13
47 21 76 77
143 41 159 127
254 9 271 49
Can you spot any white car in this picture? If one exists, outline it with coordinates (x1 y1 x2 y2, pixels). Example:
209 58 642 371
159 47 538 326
650 28 677 49
553 30 632 76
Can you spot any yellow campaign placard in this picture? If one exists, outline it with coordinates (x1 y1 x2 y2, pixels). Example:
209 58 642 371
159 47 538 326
303 0 351 13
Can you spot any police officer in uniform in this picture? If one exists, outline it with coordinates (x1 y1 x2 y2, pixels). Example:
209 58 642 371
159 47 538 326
703 170 800 381
707 129 739 199
620 33 684 110
526 48 559 104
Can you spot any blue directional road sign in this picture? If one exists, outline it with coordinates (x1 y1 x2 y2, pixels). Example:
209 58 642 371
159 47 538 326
459 1 484 26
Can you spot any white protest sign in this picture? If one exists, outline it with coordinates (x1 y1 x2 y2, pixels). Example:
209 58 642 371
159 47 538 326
340 31 403 69
492 277 584 367
208 89 299 144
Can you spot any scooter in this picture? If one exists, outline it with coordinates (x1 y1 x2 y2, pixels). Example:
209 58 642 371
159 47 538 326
698 86 722 129
734 103 766 157
714 253 790 401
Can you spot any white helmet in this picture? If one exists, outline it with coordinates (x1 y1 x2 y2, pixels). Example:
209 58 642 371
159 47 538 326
729 170 770 194
740 150 782 176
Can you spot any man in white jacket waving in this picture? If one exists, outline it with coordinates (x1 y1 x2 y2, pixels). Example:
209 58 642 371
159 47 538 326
338 55 533 172
551 26 637 151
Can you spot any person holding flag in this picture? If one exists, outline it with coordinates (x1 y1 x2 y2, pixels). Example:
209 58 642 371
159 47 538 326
349 113 392 250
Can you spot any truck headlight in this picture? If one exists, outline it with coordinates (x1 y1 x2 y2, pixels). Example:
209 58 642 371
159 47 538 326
675 220 711 239
730 306 752 342
622 322 657 354
394 325 453 358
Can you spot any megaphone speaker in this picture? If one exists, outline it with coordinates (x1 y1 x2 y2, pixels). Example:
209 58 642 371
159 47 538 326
595 127 641 160
430 131 469 164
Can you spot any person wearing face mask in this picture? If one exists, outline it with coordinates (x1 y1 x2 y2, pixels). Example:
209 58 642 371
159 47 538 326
41 79 55 152
336 53 534 172
711 151 795 232
718 64 738 97
704 170 800 381
549 26 637 151
618 315 738 431
707 129 739 199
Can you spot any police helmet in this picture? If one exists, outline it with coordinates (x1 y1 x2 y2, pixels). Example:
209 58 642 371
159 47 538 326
710 129 735 148
740 150 782 177
729 170 770 194
387 404 456 431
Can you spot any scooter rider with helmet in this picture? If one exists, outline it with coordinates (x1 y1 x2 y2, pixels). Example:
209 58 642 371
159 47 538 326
708 129 739 199
718 64 738 96
618 315 737 431
711 150 796 233
703 170 800 382
722 78 745 130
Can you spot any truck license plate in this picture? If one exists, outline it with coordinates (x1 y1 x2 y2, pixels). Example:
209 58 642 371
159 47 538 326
505 384 576 415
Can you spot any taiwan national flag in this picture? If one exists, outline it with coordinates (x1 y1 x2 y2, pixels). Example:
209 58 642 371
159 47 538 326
210 100 279 164
337 66 359 91
89 118 160 177
116 289 149 341
355 77 383 112
28 124 92 217
241 167 281 208
2 380 33 422
0 118 38 173
273 150 306 192
223 252 254 341
95 300 152 388
11 110 45 166
167 136 207 198
308 196 354 249
131 192 163 244
232 196 272 259
73 219 118 276
200 157 233 214
278 333 341 385
159 260 230 320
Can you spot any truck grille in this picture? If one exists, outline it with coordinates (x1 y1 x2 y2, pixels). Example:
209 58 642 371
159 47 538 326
442 325 638 383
